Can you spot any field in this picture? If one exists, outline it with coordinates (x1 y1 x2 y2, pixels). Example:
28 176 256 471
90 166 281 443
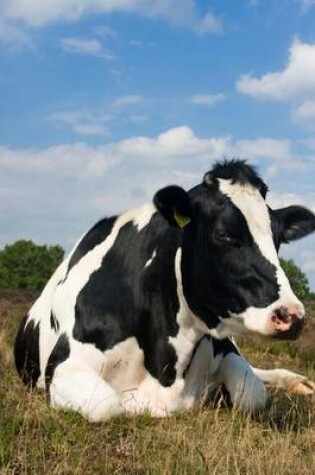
0 291 315 474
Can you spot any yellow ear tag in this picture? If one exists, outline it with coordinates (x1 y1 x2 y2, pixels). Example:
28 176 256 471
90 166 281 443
173 208 191 228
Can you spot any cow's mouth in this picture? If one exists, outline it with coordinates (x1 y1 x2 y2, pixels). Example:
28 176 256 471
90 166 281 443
271 307 306 340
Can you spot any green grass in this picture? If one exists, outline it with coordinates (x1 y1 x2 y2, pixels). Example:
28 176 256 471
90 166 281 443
0 292 315 474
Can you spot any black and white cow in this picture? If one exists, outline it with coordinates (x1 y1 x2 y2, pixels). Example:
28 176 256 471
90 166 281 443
15 160 315 422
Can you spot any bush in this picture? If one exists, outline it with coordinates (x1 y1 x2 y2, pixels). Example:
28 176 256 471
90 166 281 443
280 258 311 301
0 240 64 291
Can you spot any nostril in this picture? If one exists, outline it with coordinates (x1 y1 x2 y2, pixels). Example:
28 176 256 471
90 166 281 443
274 306 292 324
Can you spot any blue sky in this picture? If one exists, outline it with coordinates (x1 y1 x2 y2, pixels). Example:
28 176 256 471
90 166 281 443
0 0 315 289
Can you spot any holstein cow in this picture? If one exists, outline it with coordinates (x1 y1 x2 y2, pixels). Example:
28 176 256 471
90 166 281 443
15 160 315 422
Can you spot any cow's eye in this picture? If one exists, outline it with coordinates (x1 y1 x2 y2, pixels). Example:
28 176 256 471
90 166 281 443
215 229 240 248
215 229 233 243
216 229 230 240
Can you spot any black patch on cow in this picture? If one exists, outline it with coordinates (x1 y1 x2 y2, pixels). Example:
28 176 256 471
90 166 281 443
67 215 117 274
14 315 40 387
212 337 240 358
50 311 59 332
73 215 180 387
183 336 240 378
45 333 70 392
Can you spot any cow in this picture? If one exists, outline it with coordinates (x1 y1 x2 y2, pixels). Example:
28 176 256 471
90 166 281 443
14 160 315 422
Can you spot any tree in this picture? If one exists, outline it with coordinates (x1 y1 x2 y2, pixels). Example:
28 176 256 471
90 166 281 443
0 240 64 291
280 258 311 301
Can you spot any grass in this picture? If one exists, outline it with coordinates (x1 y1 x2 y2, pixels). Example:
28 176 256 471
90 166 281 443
0 291 315 474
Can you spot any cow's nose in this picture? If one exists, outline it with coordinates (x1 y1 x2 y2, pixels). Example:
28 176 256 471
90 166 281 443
271 305 306 340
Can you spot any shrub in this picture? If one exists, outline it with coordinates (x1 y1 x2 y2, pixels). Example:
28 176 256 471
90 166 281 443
0 240 64 291
280 258 311 300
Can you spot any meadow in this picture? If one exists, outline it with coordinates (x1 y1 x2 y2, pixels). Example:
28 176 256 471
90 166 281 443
0 291 314 474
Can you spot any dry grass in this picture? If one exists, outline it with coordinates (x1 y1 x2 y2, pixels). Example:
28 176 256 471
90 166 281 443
0 291 315 474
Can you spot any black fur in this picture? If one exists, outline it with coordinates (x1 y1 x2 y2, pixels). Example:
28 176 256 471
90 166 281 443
14 315 40 387
50 311 59 332
45 334 70 390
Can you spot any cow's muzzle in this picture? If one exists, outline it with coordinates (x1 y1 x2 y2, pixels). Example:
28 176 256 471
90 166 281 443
271 305 306 340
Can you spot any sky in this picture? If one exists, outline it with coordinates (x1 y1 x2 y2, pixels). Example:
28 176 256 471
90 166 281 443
0 0 315 289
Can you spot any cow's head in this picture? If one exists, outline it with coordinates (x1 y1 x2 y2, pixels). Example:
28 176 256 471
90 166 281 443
154 160 315 340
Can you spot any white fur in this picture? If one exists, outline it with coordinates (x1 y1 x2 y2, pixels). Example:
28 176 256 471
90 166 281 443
133 203 156 231
168 248 205 376
144 249 157 268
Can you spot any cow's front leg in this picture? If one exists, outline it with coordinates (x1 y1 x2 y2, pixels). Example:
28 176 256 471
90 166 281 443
48 359 124 422
251 367 315 396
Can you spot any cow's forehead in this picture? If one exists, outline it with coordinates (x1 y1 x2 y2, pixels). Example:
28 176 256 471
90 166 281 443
217 178 279 266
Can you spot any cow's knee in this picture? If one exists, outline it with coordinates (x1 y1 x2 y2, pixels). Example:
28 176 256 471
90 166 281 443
219 353 267 414
49 361 123 422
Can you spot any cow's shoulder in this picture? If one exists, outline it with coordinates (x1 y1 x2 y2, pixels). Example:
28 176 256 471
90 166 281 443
67 215 117 272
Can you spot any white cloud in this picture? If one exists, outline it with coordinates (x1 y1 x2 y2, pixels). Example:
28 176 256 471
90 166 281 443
60 37 114 60
111 95 143 108
49 95 144 136
93 25 118 39
193 11 222 35
0 18 33 49
188 93 226 106
237 40 315 101
1 0 222 34
293 100 315 122
49 110 111 136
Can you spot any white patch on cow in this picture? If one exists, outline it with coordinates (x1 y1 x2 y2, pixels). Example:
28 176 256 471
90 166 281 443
50 357 124 422
144 249 157 268
215 179 304 337
101 337 147 390
218 179 279 265
133 202 156 231
169 248 205 376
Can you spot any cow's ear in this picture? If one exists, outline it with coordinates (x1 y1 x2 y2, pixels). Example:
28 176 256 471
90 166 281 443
275 206 315 243
153 186 193 228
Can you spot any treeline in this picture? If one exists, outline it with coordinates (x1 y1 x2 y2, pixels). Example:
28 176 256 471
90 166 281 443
0 240 313 299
